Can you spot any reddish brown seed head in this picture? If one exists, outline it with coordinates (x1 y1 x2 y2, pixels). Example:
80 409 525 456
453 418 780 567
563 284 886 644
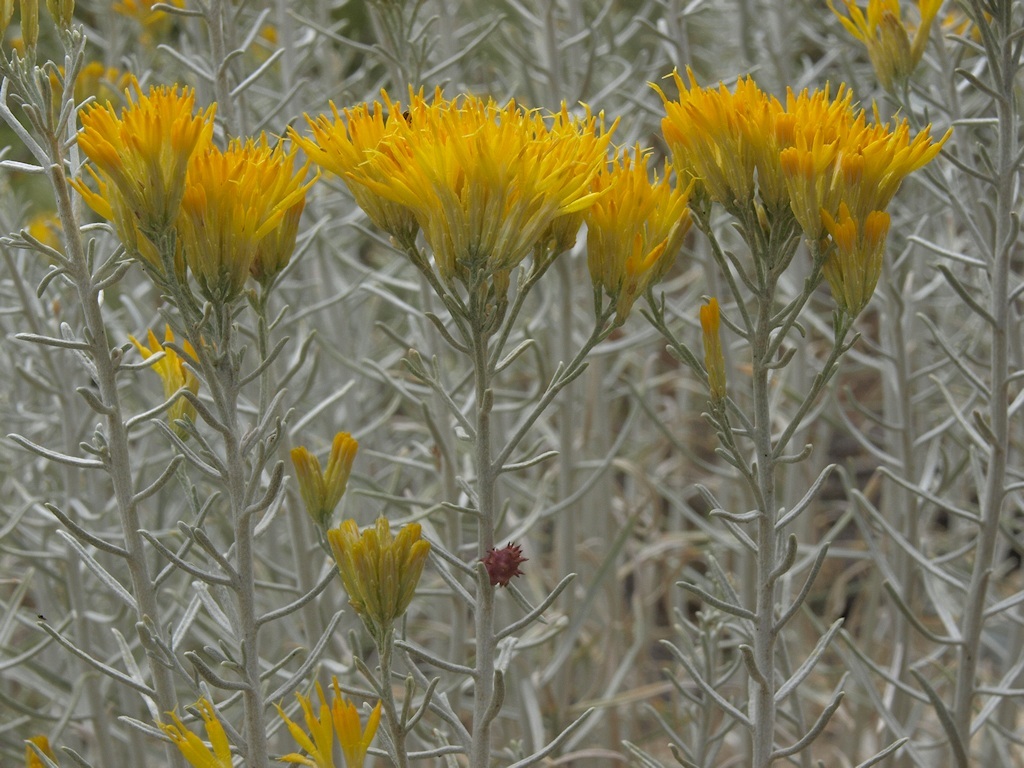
481 542 527 587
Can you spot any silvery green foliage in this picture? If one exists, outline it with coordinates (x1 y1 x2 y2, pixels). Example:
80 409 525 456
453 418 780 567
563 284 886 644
0 1 1022 767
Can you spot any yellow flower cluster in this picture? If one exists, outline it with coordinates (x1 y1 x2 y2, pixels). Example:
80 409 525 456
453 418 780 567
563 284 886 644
276 679 381 768
74 80 314 301
328 516 431 640
292 88 615 285
75 82 214 254
830 0 942 91
178 136 311 302
657 69 948 315
158 699 233 768
585 145 692 323
159 687 379 768
128 326 199 438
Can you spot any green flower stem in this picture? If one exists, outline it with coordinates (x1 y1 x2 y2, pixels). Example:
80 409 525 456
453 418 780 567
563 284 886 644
417 274 465 673
553 255 577 715
660 208 851 767
212 307 271 768
749 284 781 768
378 630 412 768
160 267 271 768
468 274 498 768
877 256 921 742
256 293 324 650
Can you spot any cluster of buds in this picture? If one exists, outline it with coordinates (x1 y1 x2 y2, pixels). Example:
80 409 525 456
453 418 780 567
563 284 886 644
290 432 359 529
327 516 431 641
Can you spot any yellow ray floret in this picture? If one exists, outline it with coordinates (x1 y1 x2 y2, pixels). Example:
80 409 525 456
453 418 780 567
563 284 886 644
75 79 215 237
276 678 381 768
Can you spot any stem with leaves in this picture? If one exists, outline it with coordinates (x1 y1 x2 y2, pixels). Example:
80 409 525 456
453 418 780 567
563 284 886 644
0 32 190 768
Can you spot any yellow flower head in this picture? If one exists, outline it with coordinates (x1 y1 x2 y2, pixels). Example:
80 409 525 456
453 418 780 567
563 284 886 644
699 298 727 402
276 678 381 768
655 69 785 213
25 736 58 768
177 135 315 304
585 144 692 323
777 83 860 238
327 516 431 640
158 699 233 768
129 325 199 438
778 88 948 239
291 100 420 245
830 0 943 91
291 432 358 528
301 88 615 284
820 203 890 316
276 681 335 768
75 79 215 241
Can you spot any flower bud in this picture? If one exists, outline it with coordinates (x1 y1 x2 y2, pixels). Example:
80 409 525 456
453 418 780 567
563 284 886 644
45 0 73 30
700 298 727 402
19 0 37 47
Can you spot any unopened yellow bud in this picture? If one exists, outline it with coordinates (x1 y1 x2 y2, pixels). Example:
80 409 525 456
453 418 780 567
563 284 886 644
44 0 73 30
20 0 37 47
327 516 431 641
820 204 890 316
0 0 14 37
700 298 727 402
290 432 358 527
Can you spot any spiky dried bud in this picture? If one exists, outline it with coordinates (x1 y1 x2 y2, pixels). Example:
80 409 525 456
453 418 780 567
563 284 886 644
481 542 527 587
